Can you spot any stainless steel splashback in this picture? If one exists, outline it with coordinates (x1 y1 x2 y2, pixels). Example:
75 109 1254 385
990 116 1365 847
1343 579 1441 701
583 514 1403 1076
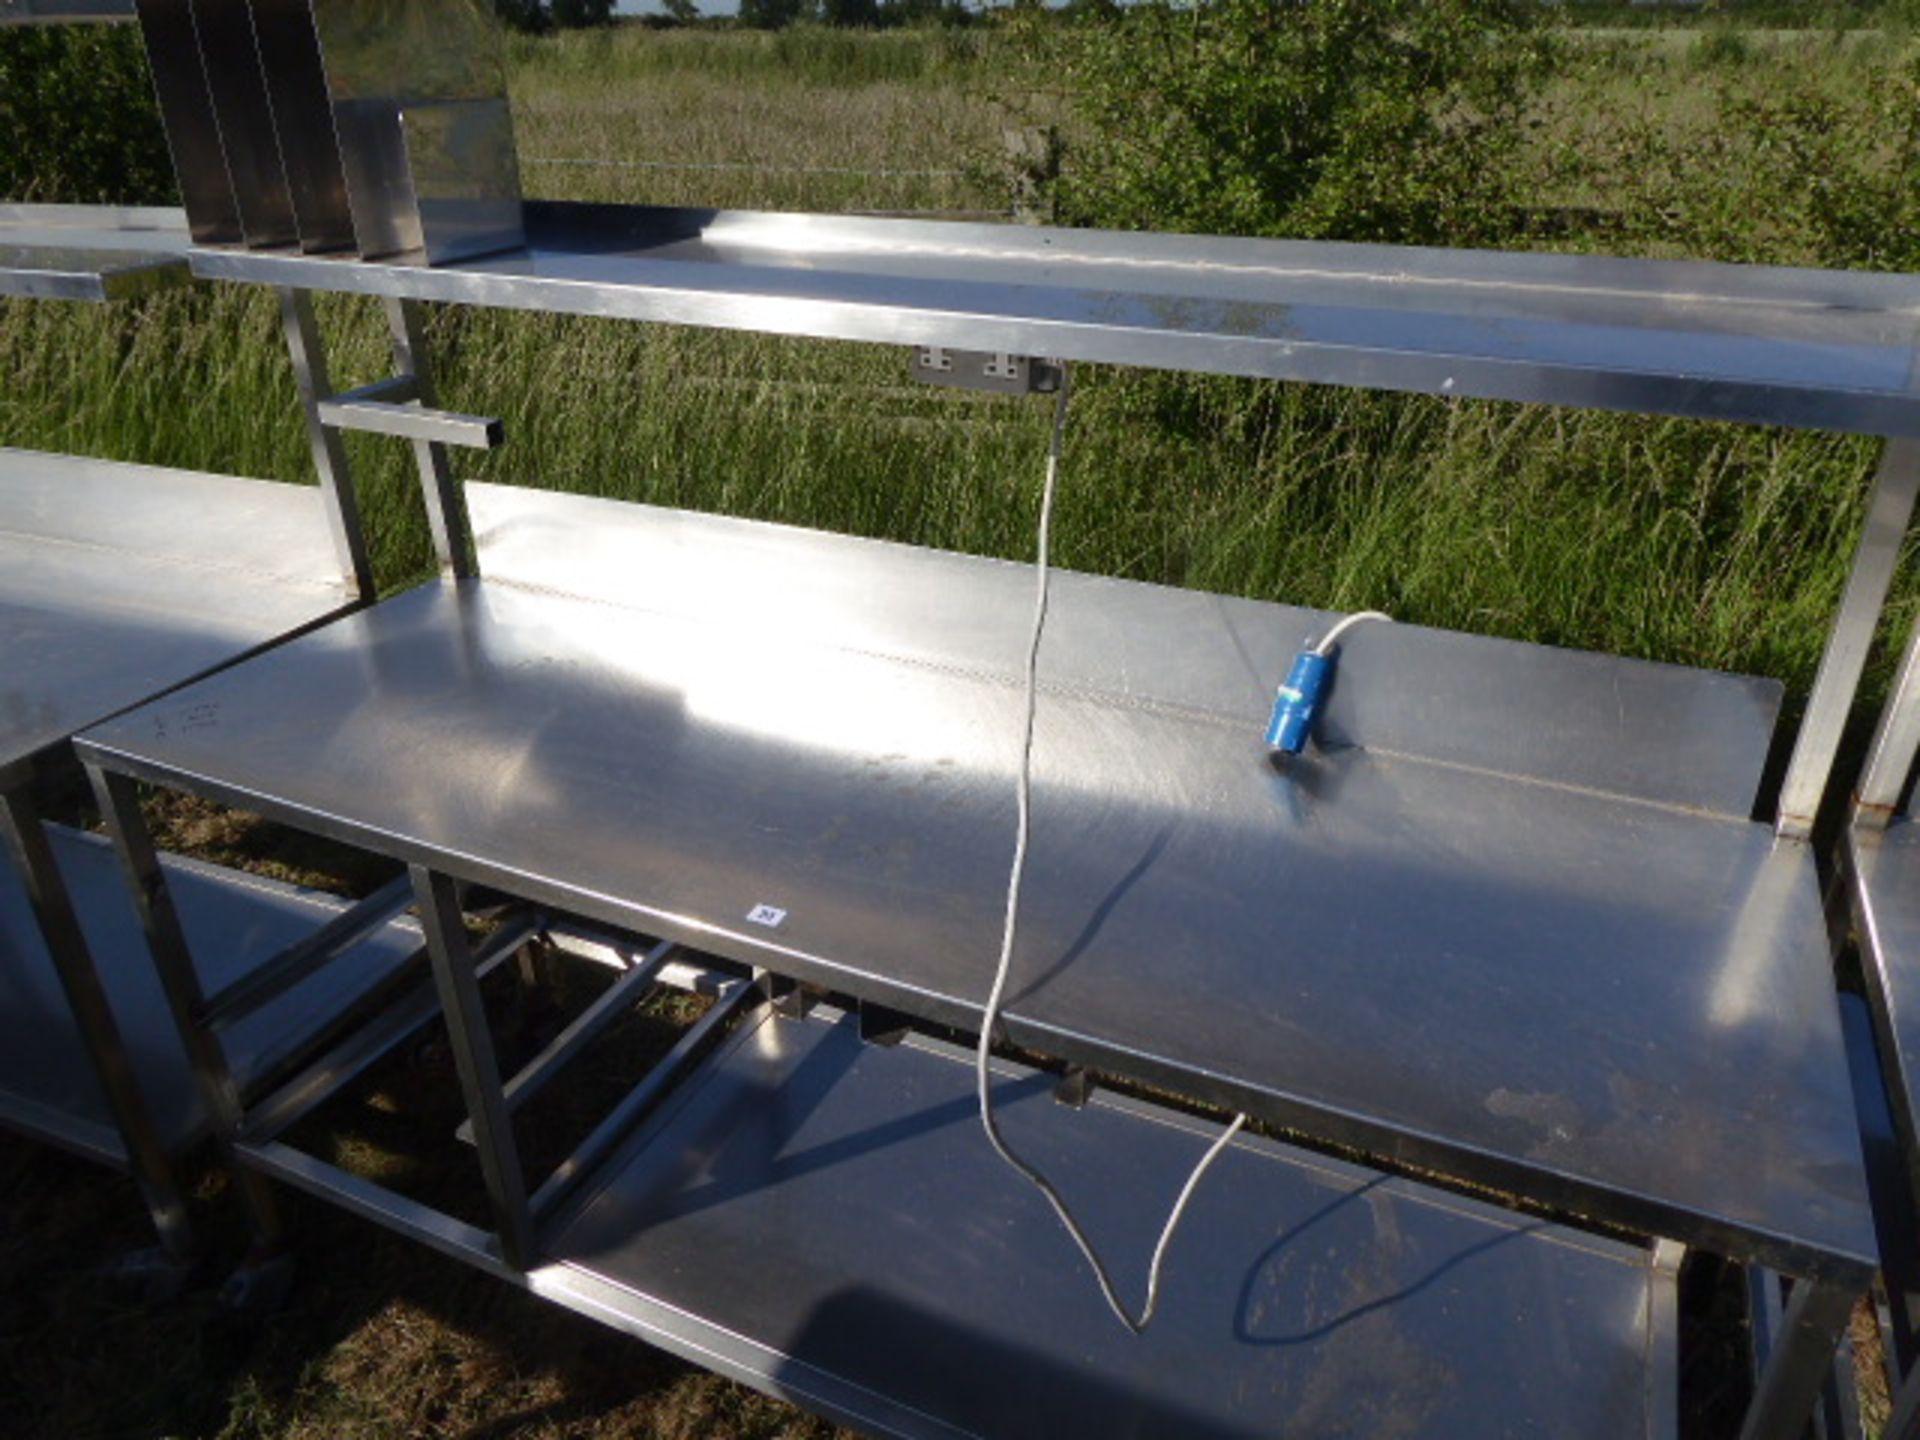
132 0 522 261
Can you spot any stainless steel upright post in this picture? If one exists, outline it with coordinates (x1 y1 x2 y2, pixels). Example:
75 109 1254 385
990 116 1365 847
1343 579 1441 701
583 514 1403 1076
279 286 376 601
1779 437 1920 839
1856 606 1920 826
0 781 193 1259
383 297 477 579
85 765 285 1248
1738 1276 1859 1440
410 865 531 1269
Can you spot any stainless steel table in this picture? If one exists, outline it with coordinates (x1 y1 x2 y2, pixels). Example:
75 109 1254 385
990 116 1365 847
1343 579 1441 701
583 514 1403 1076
0 448 355 789
76 484 1874 1438
11 106 1906 1437
77 484 1873 1285
0 445 384 1262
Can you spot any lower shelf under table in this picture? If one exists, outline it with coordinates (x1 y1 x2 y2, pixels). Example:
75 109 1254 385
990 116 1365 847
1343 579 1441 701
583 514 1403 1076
0 824 420 1164
536 1004 1676 1440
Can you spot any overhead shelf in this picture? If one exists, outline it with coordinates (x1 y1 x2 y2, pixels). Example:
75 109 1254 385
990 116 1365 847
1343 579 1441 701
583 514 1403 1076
0 1 133 22
0 205 191 301
0 824 420 1164
77 484 1877 1284
0 447 358 786
177 199 1920 436
541 1002 1677 1440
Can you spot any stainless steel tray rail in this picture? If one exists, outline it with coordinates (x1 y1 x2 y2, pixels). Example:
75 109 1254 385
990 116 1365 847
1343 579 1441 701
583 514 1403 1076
0 824 421 1167
187 200 1920 441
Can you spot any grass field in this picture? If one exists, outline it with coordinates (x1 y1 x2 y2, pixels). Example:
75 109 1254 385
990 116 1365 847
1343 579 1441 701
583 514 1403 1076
2 13 1916 1439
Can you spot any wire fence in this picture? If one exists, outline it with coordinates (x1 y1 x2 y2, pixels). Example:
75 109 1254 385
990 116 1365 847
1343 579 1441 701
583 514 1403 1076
522 155 970 179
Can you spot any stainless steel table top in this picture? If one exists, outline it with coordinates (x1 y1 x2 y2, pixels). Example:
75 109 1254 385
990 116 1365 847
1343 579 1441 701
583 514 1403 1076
0 448 356 786
0 205 191 300
545 1004 1675 1440
79 487 1874 1279
0 824 419 1162
187 200 1920 436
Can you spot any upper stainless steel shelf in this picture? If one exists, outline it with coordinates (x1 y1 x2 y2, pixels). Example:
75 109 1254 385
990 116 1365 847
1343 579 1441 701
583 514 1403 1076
77 485 1875 1281
183 200 1920 435
0 205 192 300
0 0 134 22
0 447 357 785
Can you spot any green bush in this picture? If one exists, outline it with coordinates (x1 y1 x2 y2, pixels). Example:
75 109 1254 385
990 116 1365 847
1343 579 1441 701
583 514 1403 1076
1557 41 1920 270
1040 0 1552 247
494 0 615 33
1725 57 1920 270
0 24 174 206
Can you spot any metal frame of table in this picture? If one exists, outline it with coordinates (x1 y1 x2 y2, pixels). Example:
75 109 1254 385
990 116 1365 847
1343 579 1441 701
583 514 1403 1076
0 213 463 1264
1833 584 1920 1438
10 81 1919 1436
0 437 389 1264
68 457 1880 1440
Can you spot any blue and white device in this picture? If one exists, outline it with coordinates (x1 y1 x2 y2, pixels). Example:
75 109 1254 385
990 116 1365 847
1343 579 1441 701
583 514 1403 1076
1265 610 1393 758
1265 650 1331 756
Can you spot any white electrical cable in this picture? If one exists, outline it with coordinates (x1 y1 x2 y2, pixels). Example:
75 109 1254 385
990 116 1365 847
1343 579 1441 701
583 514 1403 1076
1312 609 1394 657
976 364 1250 1337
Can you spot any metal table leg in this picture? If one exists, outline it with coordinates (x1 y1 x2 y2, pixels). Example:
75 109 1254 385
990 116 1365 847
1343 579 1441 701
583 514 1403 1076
411 864 532 1271
86 766 284 1250
1740 1276 1860 1440
0 780 193 1260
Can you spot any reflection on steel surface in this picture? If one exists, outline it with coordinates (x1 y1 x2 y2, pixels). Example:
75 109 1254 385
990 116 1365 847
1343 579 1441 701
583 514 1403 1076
0 447 357 783
189 0 299 248
134 0 242 244
302 0 524 262
185 201 1920 436
0 204 190 300
77 488 1875 1280
541 1004 1673 1440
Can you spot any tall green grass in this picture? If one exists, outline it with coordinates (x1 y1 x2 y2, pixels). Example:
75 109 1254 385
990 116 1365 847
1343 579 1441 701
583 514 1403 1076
0 20 1911 717
1 286 1892 711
